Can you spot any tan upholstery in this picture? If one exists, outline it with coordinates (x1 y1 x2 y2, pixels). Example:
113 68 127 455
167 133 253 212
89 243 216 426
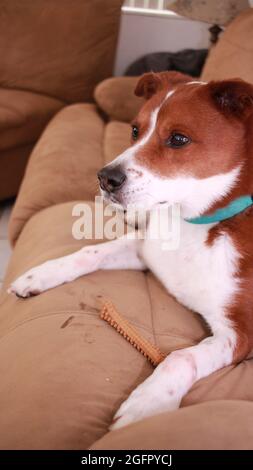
94 76 143 122
9 104 105 245
0 0 123 104
201 9 253 83
0 0 123 201
3 202 253 449
104 121 131 164
0 90 63 200
91 401 253 450
2 8 253 449
0 144 34 202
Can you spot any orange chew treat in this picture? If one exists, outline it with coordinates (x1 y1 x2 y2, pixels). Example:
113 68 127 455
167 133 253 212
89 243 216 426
100 299 166 367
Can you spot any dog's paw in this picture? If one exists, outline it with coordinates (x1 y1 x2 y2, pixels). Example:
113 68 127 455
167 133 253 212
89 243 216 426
110 374 180 431
7 246 102 299
8 266 49 298
7 260 64 298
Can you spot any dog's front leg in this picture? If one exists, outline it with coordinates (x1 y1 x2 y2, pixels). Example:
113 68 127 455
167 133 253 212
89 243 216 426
8 236 145 298
111 327 240 430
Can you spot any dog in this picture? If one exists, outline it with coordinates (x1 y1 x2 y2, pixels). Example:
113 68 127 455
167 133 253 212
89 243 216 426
8 71 253 430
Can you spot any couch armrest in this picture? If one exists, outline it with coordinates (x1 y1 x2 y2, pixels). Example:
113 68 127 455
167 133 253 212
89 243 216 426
0 88 64 132
0 88 64 151
94 76 144 122
9 103 105 246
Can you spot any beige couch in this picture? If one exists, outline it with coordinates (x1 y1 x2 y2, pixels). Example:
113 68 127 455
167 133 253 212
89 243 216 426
0 0 123 201
1 9 253 450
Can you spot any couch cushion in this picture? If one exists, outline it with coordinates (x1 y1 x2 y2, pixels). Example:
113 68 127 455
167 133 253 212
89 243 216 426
0 200 203 449
1 201 253 449
9 104 105 246
0 0 123 103
0 89 64 151
104 121 131 164
201 9 253 84
94 76 143 122
9 111 132 247
91 400 253 450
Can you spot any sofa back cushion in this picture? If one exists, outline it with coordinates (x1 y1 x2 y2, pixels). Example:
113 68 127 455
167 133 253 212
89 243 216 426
201 9 253 84
0 0 123 103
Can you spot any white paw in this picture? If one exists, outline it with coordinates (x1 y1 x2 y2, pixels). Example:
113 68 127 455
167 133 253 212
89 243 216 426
8 261 64 298
7 246 102 299
110 372 180 431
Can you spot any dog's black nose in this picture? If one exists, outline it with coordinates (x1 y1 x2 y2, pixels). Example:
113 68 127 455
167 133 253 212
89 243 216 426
98 166 126 193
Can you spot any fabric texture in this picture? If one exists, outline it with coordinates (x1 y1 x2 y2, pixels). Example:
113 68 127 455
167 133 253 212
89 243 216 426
91 401 253 450
0 90 64 200
0 0 123 104
2 202 253 449
9 104 105 246
0 0 123 201
201 9 253 83
94 76 143 123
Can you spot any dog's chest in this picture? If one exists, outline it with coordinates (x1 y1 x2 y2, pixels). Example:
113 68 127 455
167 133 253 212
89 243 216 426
141 214 239 319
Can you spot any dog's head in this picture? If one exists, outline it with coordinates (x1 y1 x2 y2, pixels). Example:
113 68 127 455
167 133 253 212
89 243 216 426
98 71 253 218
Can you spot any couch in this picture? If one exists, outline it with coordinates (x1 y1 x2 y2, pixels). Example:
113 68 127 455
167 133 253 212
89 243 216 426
1 9 253 450
0 0 123 201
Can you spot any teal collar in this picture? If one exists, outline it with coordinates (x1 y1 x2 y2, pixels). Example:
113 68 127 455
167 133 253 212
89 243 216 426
185 195 253 225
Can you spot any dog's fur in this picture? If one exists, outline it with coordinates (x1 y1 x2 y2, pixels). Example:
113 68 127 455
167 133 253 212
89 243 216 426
9 72 253 430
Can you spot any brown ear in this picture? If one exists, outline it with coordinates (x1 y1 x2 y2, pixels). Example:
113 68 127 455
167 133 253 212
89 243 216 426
134 71 193 100
209 79 253 118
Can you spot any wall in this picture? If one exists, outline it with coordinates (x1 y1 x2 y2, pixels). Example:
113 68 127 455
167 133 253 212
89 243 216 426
114 10 211 76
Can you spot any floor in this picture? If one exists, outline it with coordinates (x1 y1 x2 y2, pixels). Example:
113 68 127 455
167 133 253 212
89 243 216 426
0 202 13 291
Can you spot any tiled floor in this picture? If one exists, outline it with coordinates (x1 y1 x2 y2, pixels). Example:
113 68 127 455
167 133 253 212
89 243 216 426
0 202 13 291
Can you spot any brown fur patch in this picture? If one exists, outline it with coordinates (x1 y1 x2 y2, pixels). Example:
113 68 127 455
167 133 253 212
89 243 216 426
132 73 253 364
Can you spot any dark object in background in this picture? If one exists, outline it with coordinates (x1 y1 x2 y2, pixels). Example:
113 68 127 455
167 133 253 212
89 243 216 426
125 49 208 77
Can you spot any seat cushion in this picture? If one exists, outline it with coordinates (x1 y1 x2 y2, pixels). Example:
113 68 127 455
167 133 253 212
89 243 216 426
91 400 253 450
1 201 253 449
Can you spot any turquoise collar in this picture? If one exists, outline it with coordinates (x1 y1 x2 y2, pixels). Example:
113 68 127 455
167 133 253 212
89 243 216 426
185 195 253 225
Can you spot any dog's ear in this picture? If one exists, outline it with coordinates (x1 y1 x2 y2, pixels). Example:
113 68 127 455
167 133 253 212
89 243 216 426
209 79 253 119
134 71 193 100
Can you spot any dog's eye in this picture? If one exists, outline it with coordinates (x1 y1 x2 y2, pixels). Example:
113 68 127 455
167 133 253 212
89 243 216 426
166 133 190 148
132 125 139 140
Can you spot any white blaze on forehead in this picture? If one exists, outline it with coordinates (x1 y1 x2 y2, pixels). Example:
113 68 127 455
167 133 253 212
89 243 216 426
131 89 175 153
135 89 175 150
110 89 175 167
165 89 175 99
186 81 207 86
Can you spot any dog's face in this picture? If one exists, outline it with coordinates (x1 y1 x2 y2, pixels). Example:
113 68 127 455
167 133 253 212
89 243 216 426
98 72 253 218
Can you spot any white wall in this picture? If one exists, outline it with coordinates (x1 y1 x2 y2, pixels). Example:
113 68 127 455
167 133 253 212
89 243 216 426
114 11 211 76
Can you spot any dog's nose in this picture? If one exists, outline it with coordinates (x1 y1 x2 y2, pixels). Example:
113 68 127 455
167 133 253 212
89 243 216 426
97 166 126 192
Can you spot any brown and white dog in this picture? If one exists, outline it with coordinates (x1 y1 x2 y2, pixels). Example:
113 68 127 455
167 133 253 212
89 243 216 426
8 71 253 430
